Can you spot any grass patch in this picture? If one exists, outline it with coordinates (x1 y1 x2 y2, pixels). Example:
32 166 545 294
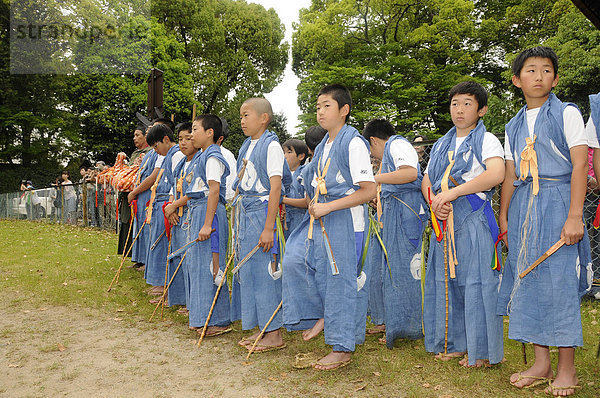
1 219 599 397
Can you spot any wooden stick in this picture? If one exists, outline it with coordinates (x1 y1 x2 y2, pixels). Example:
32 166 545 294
522 343 527 364
107 220 146 292
197 252 236 347
443 228 449 355
160 238 172 320
150 230 166 251
118 206 135 269
519 237 565 278
231 244 261 274
246 300 283 360
149 251 187 322
167 238 200 260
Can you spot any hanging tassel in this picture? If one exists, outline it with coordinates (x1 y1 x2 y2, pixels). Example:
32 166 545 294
491 231 507 271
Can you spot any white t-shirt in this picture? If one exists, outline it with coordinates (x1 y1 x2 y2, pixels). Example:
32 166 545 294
189 157 226 195
504 106 587 160
425 132 504 200
311 136 375 232
240 139 284 201
168 153 188 196
154 155 165 169
389 138 419 170
586 115 599 149
220 146 237 202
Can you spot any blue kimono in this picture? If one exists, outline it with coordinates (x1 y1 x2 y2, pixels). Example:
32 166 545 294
145 145 180 288
171 153 199 309
424 120 504 365
284 164 307 239
230 130 291 332
131 149 158 266
497 93 592 347
282 125 369 352
380 135 429 347
185 145 231 328
367 223 385 326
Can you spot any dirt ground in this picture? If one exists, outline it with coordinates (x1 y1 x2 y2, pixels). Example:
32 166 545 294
0 302 280 398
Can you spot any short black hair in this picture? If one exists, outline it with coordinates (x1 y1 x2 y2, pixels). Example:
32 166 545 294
135 125 146 134
304 126 327 152
283 139 310 165
152 117 175 133
362 119 395 141
448 81 488 110
318 84 352 122
220 118 230 140
176 122 192 136
194 114 223 144
512 46 558 78
146 123 175 146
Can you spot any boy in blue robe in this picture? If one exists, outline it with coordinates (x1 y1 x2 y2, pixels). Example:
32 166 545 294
233 98 291 352
144 124 185 300
363 119 428 347
422 81 505 367
497 47 591 395
282 84 376 370
281 139 309 238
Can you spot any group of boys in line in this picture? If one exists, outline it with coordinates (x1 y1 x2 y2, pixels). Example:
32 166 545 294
121 46 597 396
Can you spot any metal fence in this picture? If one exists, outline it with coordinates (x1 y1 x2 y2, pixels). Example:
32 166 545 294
1 139 599 293
0 182 118 231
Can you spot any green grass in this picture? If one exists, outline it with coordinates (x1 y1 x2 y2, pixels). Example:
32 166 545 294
1 219 599 397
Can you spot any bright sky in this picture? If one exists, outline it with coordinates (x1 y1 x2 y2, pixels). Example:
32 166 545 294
248 0 312 136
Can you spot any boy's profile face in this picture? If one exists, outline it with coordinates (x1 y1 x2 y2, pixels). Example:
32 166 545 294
450 93 487 134
368 136 386 161
240 103 266 138
191 120 212 149
178 130 195 156
152 136 171 156
512 56 558 100
283 146 304 171
316 94 348 132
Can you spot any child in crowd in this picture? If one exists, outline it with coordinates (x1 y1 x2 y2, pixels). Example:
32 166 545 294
281 139 309 238
422 81 505 367
497 47 591 395
233 98 290 352
282 84 376 370
144 123 185 303
362 118 428 347
216 118 237 203
304 126 327 158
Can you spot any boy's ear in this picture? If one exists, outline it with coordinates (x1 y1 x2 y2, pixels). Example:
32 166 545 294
478 105 489 118
511 75 522 88
261 112 270 125
298 152 306 162
340 104 350 119
552 74 559 88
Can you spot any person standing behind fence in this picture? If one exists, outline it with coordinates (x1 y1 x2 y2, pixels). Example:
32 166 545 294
61 171 77 225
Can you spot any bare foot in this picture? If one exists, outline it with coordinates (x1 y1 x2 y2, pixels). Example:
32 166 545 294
545 372 579 396
202 325 232 337
302 318 324 341
459 356 490 368
510 367 553 389
247 329 284 352
378 336 386 345
238 331 260 347
367 324 385 335
314 351 352 371
435 351 465 361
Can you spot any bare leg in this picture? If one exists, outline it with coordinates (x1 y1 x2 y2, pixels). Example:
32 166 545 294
367 324 385 334
510 344 553 388
212 252 219 280
545 347 579 396
302 318 324 341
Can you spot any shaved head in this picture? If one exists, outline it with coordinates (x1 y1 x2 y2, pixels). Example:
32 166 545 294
242 97 273 125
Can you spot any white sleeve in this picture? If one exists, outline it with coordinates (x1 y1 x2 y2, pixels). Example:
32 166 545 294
170 152 185 176
563 106 587 148
205 157 225 183
266 141 284 178
155 155 165 169
586 115 599 149
389 139 419 170
504 132 514 161
349 137 375 184
481 132 505 162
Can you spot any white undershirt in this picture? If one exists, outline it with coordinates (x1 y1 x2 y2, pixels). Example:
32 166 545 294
425 132 504 200
311 136 374 232
504 106 587 160
389 138 419 170
190 157 225 194
154 155 165 169
241 140 284 201
220 146 237 201
586 115 599 149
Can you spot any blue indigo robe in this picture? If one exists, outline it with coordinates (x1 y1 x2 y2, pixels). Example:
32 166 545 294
132 149 158 266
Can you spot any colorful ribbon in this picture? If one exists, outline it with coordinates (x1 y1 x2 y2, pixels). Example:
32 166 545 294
491 231 506 271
